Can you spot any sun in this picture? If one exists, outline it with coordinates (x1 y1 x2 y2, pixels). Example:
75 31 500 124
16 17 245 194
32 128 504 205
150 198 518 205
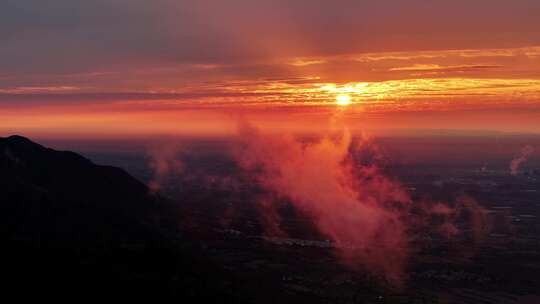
336 94 351 106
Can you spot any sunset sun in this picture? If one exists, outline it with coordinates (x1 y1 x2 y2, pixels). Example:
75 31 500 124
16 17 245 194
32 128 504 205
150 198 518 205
336 94 352 106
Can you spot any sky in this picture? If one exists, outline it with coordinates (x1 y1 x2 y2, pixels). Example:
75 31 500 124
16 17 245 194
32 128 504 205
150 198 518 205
1 0 540 138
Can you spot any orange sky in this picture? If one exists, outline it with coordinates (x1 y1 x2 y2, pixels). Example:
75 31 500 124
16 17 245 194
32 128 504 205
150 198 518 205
1 1 540 138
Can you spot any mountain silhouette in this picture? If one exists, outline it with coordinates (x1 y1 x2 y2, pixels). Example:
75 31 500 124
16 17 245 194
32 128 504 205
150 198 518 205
0 135 241 301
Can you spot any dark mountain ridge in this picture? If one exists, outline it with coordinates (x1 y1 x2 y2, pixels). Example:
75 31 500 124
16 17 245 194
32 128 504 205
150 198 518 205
0 135 240 301
0 135 163 243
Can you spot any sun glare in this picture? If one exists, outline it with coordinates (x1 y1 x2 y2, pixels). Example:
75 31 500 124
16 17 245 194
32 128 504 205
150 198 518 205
336 94 352 106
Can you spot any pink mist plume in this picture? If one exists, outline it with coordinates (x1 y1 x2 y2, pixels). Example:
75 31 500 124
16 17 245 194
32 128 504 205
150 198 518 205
234 122 411 283
510 145 535 175
147 142 184 191
232 122 490 284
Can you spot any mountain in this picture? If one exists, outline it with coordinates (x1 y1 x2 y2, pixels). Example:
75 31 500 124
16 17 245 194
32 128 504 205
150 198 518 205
0 135 241 301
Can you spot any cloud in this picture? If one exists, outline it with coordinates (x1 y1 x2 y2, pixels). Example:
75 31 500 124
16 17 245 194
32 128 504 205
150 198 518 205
147 141 184 191
355 46 539 62
288 59 327 67
232 123 409 282
231 121 489 283
389 64 502 73
0 86 81 94
1 0 539 77
524 47 540 58
510 145 535 175
136 116 494 284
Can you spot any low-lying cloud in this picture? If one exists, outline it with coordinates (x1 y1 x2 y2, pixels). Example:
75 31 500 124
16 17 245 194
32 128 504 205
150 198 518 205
147 142 184 191
145 120 490 284
232 121 488 283
510 145 535 175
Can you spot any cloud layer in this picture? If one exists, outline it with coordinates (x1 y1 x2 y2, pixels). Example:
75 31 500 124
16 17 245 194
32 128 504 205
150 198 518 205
230 122 488 283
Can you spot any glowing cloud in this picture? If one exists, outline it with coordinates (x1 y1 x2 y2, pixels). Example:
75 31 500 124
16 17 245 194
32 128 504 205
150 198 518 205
510 145 535 175
229 120 491 283
234 122 409 282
